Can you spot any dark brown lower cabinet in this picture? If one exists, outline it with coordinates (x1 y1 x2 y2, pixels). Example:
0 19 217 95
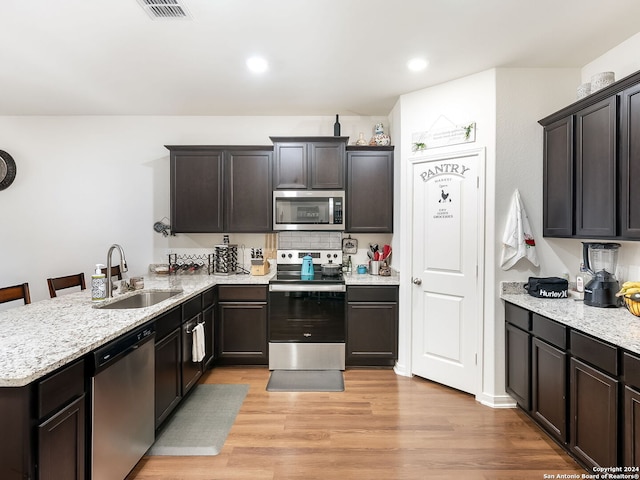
346 286 398 367
346 302 397 367
0 387 32 479
216 286 268 365
625 386 640 466
504 302 636 470
570 357 618 469
37 394 85 480
36 359 86 480
217 303 268 364
532 337 567 442
154 327 182 428
505 322 531 410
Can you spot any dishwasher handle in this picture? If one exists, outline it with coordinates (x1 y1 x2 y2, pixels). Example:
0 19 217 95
93 325 155 372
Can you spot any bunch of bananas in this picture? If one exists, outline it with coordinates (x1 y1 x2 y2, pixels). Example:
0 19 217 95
617 282 640 317
616 281 640 298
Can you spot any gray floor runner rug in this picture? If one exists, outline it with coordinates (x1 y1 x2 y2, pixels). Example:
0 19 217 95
266 370 345 392
147 383 249 456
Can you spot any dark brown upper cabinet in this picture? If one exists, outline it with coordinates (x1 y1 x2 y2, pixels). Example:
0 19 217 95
271 136 348 189
539 68 640 240
168 146 273 233
346 146 394 233
542 116 573 237
575 97 618 238
620 83 640 239
225 149 273 232
170 148 224 233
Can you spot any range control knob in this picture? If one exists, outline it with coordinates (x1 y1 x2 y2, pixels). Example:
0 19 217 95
287 253 293 258
281 253 286 258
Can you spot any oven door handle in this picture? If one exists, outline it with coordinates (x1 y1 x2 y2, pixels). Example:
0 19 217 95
269 283 346 293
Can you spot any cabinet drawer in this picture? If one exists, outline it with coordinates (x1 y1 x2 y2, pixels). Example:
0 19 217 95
347 286 398 302
155 307 181 341
38 360 85 420
505 303 531 331
532 314 567 349
183 294 202 321
571 330 618 376
218 285 267 302
203 288 215 309
624 352 640 390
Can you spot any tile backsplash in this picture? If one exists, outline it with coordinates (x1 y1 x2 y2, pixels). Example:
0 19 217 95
277 231 342 250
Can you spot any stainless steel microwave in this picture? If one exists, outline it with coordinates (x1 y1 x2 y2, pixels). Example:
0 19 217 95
273 190 345 231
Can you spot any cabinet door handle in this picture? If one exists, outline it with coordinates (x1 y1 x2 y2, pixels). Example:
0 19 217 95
412 278 422 285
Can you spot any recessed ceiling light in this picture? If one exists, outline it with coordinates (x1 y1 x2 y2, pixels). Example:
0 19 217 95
246 56 268 74
407 58 428 72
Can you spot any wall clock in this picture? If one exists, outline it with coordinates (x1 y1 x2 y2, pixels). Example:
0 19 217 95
0 150 17 191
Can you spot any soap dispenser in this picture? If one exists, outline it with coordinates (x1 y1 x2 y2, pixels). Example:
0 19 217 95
92 264 107 301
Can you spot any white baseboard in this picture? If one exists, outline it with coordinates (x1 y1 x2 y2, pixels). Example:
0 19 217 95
393 362 411 377
476 392 517 409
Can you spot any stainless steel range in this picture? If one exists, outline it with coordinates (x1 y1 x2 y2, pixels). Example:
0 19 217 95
268 249 345 370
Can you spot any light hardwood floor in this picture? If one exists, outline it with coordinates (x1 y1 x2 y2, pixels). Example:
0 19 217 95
128 367 584 480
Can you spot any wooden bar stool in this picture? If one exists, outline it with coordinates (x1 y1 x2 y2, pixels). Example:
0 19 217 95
101 265 122 280
0 283 31 305
47 273 86 298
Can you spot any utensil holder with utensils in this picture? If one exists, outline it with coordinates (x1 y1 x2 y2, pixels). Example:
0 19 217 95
368 244 392 275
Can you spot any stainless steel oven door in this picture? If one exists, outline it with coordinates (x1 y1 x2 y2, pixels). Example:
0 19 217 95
268 283 346 370
268 285 345 342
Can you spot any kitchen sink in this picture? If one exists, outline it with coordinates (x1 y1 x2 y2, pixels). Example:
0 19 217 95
96 290 183 309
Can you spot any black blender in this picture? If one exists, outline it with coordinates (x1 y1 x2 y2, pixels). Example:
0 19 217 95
582 242 621 307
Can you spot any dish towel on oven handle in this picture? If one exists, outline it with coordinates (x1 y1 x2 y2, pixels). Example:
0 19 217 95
192 323 206 363
500 189 539 270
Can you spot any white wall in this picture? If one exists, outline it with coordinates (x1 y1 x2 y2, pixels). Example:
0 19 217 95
582 32 640 85
0 115 387 306
393 32 640 403
396 69 497 384
395 67 587 404
493 68 579 402
534 32 640 286
495 65 640 283
580 34 640 281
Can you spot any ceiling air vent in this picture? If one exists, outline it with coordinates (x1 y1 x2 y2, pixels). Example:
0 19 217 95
136 0 191 20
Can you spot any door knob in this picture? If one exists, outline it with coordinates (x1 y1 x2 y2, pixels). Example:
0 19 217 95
412 278 422 285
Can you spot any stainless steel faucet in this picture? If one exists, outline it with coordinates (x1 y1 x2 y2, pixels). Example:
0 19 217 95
106 244 129 297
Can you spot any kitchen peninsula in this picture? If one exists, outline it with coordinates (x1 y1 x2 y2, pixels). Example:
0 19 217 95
0 269 398 479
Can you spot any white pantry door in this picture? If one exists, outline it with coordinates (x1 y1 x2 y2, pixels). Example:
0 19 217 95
411 149 484 395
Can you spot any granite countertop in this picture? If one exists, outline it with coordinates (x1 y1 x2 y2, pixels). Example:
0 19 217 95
0 272 275 388
500 282 640 355
343 270 400 285
0 269 398 387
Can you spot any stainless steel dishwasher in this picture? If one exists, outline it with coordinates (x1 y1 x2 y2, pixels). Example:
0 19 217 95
91 324 155 480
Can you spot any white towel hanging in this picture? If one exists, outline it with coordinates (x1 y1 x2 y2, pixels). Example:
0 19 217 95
192 323 205 363
500 189 539 270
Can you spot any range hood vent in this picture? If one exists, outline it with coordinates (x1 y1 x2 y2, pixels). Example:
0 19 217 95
137 0 191 19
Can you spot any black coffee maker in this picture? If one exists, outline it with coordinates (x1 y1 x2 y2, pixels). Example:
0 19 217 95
582 242 621 308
